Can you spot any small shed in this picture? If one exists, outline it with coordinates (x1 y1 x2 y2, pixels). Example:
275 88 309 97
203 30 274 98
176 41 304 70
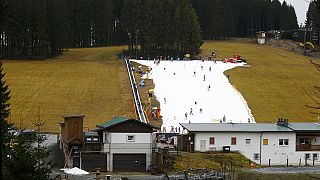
59 114 85 147
256 31 266 44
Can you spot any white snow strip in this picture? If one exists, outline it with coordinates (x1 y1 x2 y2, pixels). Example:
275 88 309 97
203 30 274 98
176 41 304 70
131 60 255 133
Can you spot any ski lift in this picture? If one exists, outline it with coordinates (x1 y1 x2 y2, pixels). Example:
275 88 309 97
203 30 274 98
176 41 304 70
312 32 318 41
292 32 299 38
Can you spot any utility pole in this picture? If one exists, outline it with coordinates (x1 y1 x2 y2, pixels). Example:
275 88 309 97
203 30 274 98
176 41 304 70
135 29 139 60
304 28 307 56
318 31 320 46
128 32 132 58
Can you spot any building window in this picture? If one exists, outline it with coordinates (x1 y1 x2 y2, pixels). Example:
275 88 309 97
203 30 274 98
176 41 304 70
127 135 135 142
253 153 260 160
299 138 310 145
245 139 251 145
263 139 268 145
313 153 318 160
279 139 289 146
209 137 215 145
104 133 108 142
305 153 311 160
231 137 237 145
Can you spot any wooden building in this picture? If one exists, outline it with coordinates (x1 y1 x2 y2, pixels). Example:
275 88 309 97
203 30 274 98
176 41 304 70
59 114 85 149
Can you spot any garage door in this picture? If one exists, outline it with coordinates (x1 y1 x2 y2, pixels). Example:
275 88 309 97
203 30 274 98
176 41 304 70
82 153 107 172
113 154 146 172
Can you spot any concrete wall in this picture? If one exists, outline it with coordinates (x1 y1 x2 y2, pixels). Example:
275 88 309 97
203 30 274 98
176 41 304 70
194 132 261 161
102 132 153 171
194 132 320 166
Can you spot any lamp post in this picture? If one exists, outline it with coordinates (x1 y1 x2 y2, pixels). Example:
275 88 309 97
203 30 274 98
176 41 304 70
128 32 132 58
188 137 191 152
304 28 307 56
135 30 139 60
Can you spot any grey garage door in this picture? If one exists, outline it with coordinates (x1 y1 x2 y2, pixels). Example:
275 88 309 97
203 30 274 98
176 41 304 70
113 154 146 172
82 153 107 172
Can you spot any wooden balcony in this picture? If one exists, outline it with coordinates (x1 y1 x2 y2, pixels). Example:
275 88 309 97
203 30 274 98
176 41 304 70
296 144 320 151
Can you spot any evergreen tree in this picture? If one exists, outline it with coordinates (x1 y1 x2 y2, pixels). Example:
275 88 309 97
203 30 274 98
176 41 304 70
0 61 11 180
306 1 320 31
1 0 301 59
4 132 54 180
3 115 54 180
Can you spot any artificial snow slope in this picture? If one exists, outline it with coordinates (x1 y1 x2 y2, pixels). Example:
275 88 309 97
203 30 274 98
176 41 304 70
132 60 255 132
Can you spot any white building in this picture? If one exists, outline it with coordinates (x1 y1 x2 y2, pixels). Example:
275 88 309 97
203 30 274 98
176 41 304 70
95 117 155 172
180 120 320 166
256 31 266 44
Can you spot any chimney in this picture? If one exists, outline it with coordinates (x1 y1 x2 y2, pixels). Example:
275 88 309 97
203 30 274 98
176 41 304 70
277 118 288 126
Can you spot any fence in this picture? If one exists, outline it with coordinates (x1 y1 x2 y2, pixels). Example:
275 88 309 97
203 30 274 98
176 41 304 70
125 59 147 123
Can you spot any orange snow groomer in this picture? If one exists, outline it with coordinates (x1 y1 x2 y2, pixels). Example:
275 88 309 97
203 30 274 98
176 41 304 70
157 107 161 118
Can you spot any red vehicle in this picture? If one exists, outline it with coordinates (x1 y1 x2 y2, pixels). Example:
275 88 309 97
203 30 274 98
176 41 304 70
223 58 237 63
233 54 241 60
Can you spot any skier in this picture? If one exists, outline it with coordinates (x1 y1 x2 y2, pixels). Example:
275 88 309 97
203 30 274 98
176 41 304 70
203 75 206 81
200 108 203 113
190 108 193 115
209 66 211 72
193 71 196 77
164 98 166 104
208 85 211 91
185 112 188 120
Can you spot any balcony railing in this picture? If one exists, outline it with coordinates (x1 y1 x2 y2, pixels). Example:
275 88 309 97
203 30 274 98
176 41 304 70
296 144 320 151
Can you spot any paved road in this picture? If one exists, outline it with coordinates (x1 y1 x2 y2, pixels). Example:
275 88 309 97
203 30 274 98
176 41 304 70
251 166 320 174
50 172 163 180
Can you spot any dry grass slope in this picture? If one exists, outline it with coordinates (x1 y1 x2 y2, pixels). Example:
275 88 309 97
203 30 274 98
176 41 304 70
4 46 136 132
200 41 320 123
171 152 250 172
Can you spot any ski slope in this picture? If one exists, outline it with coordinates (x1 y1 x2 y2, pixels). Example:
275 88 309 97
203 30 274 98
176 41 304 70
132 60 255 133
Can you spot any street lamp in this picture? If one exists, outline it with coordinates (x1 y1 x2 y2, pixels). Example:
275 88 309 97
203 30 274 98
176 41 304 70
128 32 132 58
135 30 139 60
304 28 307 56
188 137 191 152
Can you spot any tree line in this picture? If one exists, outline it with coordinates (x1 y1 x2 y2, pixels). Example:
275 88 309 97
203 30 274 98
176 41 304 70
0 0 114 59
0 0 299 59
306 0 320 31
192 0 298 39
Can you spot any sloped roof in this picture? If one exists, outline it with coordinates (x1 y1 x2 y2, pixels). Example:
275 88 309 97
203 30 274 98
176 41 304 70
97 117 129 129
63 114 85 118
96 117 154 131
287 123 320 132
180 123 293 132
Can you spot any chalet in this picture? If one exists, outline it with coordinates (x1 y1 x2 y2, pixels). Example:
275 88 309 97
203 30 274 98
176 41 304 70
95 117 155 172
180 119 320 166
59 116 155 172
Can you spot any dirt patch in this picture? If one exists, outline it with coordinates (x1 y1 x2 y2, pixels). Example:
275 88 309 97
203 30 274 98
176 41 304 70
266 39 320 59
266 39 299 51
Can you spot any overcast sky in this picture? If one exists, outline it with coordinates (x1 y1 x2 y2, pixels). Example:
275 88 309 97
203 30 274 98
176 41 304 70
280 0 310 25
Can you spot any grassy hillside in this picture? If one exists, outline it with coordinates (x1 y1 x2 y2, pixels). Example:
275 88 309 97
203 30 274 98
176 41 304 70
171 152 250 172
4 46 136 132
200 41 320 123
